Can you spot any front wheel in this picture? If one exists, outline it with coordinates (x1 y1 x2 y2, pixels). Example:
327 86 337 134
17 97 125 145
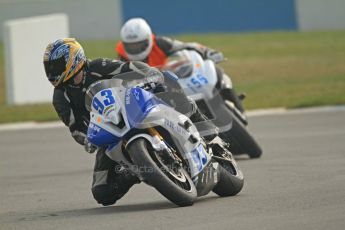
127 138 197 206
221 114 262 158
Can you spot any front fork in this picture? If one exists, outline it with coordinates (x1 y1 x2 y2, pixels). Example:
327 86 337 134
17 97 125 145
146 128 223 197
147 128 183 167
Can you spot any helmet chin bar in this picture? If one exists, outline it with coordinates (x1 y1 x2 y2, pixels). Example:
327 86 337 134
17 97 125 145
64 67 85 87
126 41 153 61
73 71 85 85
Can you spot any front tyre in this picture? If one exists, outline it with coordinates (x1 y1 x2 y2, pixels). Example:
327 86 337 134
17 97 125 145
127 138 197 206
221 114 262 158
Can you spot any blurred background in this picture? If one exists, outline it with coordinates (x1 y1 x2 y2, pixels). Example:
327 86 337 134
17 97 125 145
0 0 345 123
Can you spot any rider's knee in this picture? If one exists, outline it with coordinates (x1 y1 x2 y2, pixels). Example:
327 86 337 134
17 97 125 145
92 185 122 206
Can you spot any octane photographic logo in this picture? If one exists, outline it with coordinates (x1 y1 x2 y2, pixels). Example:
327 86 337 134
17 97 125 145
115 163 189 175
116 164 155 174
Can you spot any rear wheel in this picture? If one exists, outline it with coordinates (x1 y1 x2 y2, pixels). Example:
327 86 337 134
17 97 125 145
127 138 197 206
212 146 244 196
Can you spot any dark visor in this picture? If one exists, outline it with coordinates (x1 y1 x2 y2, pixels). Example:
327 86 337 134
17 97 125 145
123 40 149 55
44 56 66 82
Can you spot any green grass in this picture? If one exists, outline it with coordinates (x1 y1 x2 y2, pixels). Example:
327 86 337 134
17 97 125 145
1 30 345 124
179 31 345 109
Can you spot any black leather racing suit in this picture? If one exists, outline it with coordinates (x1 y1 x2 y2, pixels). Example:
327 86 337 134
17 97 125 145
53 58 143 206
52 58 214 206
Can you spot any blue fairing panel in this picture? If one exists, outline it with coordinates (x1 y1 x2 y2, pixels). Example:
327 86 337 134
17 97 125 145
87 122 121 146
125 87 164 127
191 144 209 172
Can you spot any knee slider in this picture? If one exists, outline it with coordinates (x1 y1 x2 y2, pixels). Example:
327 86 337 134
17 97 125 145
92 185 118 206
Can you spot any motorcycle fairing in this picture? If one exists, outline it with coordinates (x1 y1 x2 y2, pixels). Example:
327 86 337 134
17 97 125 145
87 122 121 146
165 50 218 99
85 82 130 146
85 77 212 180
164 50 234 135
124 87 166 127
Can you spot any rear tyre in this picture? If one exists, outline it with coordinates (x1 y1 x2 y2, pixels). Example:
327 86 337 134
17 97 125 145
212 146 244 196
221 115 262 158
127 138 197 206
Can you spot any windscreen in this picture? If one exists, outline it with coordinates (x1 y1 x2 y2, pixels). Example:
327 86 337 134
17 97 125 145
161 51 193 78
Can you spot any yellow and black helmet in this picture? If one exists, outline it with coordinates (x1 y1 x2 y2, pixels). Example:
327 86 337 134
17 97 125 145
43 38 86 87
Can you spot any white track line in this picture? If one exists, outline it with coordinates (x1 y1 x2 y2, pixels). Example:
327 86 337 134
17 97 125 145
0 121 63 132
0 105 344 132
247 105 345 117
246 107 287 116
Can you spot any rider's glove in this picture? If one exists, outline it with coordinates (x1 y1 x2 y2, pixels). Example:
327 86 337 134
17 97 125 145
71 130 86 145
205 49 224 64
71 130 97 154
84 138 97 154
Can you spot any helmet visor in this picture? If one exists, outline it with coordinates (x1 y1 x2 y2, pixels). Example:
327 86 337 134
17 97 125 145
44 56 66 84
123 40 149 55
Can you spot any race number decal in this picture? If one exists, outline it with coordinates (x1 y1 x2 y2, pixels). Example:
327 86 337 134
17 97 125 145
187 74 209 90
101 89 115 106
92 89 116 114
191 144 209 172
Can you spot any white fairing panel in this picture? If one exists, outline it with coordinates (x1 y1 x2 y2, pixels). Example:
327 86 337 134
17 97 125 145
176 50 218 100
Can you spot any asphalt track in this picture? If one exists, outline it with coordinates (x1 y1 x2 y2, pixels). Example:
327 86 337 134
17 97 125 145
1 107 345 230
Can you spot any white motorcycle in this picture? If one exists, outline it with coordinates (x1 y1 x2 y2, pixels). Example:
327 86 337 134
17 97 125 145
85 68 244 206
163 50 262 158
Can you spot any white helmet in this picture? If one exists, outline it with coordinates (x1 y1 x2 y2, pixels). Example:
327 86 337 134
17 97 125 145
120 18 153 61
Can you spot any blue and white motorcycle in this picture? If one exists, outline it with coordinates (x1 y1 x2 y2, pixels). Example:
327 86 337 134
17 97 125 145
85 69 243 206
163 50 262 158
